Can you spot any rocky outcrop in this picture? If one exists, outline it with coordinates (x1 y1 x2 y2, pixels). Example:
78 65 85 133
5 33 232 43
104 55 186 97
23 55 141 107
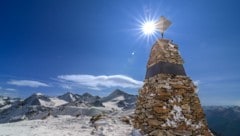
134 39 213 136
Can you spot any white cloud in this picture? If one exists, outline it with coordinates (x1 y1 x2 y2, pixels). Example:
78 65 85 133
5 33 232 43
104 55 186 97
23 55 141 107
57 74 143 90
7 80 49 88
5 88 16 91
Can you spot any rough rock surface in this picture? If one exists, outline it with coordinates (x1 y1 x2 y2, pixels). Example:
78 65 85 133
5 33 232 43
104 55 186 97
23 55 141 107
134 39 213 136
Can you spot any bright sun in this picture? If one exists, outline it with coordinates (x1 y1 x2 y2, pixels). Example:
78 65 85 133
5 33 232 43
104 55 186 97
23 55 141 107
141 21 157 35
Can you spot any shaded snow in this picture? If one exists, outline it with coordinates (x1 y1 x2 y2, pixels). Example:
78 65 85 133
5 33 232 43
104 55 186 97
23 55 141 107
38 99 54 107
37 97 67 107
0 100 4 106
49 98 68 107
0 104 12 111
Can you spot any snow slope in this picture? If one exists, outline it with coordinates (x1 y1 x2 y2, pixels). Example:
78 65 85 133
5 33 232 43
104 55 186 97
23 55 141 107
0 110 142 136
103 95 125 110
0 99 4 106
49 97 68 106
101 89 137 110
0 91 142 136
0 115 92 136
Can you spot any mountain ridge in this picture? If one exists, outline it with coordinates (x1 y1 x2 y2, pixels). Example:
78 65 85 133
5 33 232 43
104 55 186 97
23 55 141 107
0 89 136 123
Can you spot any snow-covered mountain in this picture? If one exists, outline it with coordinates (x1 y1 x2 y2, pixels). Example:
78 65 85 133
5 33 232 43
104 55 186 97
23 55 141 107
58 92 103 107
0 96 8 107
0 96 21 107
0 96 22 113
101 89 137 110
23 93 50 106
57 92 80 102
0 91 140 136
82 92 101 104
0 93 65 123
0 89 136 123
22 93 68 107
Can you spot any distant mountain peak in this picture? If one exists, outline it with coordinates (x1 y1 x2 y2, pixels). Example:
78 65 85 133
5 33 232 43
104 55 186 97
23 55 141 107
65 92 73 94
58 92 77 102
101 89 137 110
62 92 75 97
23 93 51 106
82 92 93 97
112 89 125 94
107 89 128 98
30 93 46 98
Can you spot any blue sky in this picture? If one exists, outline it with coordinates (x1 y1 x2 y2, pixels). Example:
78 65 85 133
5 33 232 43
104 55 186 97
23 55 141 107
0 0 240 105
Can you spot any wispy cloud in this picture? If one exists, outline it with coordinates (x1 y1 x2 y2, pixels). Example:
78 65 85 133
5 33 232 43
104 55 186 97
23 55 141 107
7 80 49 88
5 88 16 92
57 74 143 90
60 84 72 90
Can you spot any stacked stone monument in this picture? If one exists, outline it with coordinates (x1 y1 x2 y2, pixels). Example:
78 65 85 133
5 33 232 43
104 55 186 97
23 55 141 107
133 17 213 136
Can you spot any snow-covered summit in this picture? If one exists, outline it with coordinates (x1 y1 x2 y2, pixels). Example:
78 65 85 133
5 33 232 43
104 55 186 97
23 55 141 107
35 92 43 96
23 93 52 106
101 89 137 110
101 89 136 102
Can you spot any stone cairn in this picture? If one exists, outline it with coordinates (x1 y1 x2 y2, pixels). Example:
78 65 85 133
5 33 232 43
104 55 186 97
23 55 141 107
134 39 213 136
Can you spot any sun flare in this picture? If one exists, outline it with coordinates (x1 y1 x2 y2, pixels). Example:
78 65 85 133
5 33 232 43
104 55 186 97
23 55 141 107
136 15 159 42
141 21 157 35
